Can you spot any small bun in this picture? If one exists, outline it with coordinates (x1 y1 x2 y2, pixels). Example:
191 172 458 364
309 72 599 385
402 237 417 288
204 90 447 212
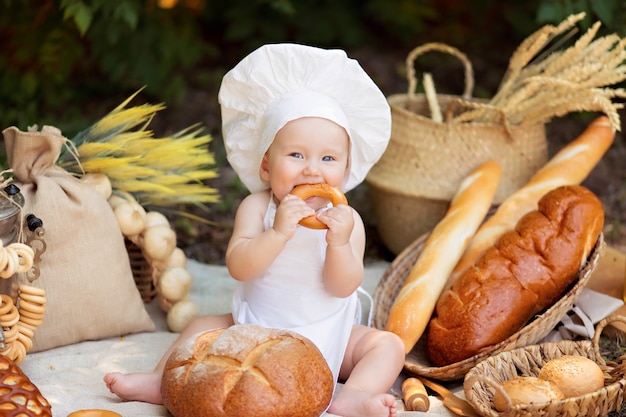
538 355 605 398
493 376 564 411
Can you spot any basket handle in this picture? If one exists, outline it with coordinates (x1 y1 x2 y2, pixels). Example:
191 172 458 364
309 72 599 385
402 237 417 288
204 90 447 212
464 373 517 415
591 314 626 366
406 42 474 99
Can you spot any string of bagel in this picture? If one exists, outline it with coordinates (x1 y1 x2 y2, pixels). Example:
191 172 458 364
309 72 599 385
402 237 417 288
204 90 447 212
0 175 47 364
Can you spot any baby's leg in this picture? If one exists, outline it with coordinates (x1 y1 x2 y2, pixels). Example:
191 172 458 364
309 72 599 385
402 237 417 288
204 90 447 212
328 325 405 417
103 313 234 404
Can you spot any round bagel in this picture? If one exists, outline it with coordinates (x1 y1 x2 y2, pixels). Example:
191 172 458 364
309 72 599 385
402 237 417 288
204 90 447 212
67 410 122 417
291 184 348 229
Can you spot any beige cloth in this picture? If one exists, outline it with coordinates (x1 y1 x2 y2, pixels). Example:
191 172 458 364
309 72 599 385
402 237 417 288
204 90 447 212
18 248 626 416
19 260 457 417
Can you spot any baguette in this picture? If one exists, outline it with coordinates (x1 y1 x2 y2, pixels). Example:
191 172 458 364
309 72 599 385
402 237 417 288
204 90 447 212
427 185 604 366
385 160 501 353
448 116 614 283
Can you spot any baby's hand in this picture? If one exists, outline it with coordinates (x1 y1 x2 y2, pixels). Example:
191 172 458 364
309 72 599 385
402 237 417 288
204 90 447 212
273 194 315 239
318 204 354 246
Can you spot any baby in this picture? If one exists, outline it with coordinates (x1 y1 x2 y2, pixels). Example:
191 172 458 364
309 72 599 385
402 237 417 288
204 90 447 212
105 43 405 417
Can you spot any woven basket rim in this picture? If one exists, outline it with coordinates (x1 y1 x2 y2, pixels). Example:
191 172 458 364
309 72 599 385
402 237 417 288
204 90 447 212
463 314 626 417
367 93 548 201
386 93 549 129
387 93 492 127
372 232 605 381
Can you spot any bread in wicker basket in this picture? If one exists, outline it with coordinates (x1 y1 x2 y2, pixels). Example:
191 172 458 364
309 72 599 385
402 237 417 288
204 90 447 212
372 232 604 381
109 193 200 333
464 314 626 417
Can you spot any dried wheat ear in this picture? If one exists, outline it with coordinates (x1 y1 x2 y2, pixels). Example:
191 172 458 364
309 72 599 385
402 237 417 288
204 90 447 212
452 12 626 130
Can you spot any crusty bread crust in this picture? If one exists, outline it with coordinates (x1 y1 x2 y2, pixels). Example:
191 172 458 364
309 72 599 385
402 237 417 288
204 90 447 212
426 185 604 366
448 116 614 285
385 161 502 353
161 324 334 417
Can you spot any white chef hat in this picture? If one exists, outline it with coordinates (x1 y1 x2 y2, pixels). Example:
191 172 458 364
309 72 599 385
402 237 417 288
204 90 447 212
218 43 391 193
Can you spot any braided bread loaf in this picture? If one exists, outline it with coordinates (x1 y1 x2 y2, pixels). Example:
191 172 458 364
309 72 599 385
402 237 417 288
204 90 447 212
0 355 51 417
426 185 604 366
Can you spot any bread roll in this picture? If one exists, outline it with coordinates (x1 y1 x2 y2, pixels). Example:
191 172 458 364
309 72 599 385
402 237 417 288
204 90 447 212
385 160 502 353
538 355 605 398
492 376 564 411
449 116 614 284
427 185 604 366
161 324 334 417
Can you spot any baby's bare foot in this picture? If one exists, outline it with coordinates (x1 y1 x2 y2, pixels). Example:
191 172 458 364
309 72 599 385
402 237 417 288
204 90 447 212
103 372 163 404
328 386 397 417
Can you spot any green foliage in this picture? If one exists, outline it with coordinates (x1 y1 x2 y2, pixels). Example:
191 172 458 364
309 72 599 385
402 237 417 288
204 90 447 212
61 0 97 35
0 0 441 135
1 0 208 134
199 0 438 51
1 0 623 138
536 0 626 36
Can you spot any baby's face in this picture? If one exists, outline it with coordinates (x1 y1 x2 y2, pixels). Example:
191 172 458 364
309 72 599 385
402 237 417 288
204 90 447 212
260 117 349 202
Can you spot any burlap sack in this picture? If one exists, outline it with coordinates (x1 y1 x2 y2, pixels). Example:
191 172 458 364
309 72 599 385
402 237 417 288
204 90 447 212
2 125 155 352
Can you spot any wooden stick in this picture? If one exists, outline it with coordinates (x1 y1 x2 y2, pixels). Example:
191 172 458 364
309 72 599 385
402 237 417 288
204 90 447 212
402 377 430 412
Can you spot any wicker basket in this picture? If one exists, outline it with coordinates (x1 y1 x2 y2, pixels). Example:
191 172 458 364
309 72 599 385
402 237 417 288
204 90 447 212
366 43 548 255
125 238 157 303
372 232 604 381
464 315 626 417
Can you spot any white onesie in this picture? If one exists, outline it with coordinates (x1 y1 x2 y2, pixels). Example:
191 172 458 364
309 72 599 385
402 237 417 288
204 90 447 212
231 195 358 383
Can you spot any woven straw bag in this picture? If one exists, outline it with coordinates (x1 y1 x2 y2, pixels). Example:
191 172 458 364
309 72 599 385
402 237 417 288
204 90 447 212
464 314 626 417
366 43 548 255
372 232 604 381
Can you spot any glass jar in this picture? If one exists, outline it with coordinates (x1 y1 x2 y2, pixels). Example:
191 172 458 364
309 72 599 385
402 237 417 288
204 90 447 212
0 184 26 299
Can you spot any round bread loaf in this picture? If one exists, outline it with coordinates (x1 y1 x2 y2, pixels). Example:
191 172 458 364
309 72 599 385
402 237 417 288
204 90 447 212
161 324 334 417
538 355 605 398
492 376 564 411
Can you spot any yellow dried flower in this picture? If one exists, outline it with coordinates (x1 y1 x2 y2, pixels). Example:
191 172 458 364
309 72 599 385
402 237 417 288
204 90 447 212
59 89 219 208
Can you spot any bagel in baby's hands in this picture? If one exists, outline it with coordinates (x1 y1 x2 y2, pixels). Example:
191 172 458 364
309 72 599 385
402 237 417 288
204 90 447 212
161 324 334 417
291 184 348 229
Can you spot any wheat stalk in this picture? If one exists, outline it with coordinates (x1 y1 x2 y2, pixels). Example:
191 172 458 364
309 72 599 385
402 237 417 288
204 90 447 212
59 90 219 208
451 12 626 131
488 13 586 106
